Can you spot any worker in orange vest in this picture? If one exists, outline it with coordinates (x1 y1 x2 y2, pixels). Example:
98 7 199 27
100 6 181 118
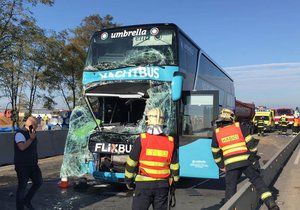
211 108 279 210
125 108 179 210
292 116 299 135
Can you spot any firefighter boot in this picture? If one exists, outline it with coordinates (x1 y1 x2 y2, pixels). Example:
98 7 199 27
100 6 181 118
265 197 280 210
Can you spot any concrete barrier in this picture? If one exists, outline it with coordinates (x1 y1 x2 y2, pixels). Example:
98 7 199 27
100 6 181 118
0 130 68 166
0 132 15 165
37 131 57 158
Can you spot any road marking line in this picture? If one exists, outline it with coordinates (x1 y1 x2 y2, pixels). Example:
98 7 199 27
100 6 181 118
294 147 300 165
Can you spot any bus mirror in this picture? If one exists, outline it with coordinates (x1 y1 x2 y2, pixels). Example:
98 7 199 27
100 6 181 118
171 75 183 101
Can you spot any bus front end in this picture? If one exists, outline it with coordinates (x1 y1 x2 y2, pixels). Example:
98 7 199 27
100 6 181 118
83 24 180 182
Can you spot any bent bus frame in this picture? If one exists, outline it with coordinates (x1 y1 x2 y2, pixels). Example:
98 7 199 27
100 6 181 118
82 23 235 182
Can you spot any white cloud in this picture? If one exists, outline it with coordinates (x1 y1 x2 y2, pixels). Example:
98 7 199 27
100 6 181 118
225 63 300 108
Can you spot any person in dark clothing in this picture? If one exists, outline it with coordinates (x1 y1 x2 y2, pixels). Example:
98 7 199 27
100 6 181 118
125 108 179 210
14 116 43 210
278 115 289 135
211 108 279 210
256 116 265 136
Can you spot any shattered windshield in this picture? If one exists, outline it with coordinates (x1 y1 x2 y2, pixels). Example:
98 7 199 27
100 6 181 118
87 82 176 136
85 26 178 71
60 83 176 178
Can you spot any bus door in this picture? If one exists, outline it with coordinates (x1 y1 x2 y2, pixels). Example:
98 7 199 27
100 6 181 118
178 91 220 179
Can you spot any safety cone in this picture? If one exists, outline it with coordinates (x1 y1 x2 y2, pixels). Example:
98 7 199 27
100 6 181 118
58 177 69 189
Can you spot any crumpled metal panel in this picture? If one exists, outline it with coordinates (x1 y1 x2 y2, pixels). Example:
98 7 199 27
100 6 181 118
60 82 176 178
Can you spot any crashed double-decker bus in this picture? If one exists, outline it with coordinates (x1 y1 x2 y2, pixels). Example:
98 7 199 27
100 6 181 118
63 23 235 182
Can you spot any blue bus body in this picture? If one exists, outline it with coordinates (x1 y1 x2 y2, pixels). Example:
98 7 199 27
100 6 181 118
82 23 235 182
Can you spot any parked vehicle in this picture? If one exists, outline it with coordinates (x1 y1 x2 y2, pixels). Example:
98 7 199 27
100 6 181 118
274 108 294 127
253 110 275 132
235 100 255 134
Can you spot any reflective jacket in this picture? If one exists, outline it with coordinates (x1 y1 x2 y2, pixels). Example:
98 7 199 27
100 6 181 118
211 122 258 171
138 133 174 179
125 133 179 188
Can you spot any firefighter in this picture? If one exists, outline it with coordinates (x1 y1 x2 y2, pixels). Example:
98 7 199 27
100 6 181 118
256 116 265 136
279 114 288 135
125 108 179 210
292 116 299 136
211 108 279 210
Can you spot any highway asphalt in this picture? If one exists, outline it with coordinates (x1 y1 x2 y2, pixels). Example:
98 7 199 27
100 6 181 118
0 131 293 210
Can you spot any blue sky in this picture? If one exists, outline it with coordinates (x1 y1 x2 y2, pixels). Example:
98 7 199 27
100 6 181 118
31 0 300 67
2 0 299 108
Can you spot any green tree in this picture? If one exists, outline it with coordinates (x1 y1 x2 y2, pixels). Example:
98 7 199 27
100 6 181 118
23 21 49 115
43 14 119 109
42 95 57 110
0 0 53 129
0 0 54 66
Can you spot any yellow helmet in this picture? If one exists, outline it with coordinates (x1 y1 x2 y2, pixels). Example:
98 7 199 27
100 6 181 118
146 108 164 126
219 108 235 122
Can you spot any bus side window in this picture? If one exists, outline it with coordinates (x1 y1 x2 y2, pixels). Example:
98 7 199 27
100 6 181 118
182 94 214 138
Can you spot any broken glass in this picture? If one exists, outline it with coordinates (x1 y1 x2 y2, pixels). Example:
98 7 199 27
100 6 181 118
136 82 176 135
90 82 176 137
84 27 178 71
85 47 172 71
60 105 98 178
60 82 176 178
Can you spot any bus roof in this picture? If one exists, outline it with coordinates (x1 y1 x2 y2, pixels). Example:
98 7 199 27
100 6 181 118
94 23 234 82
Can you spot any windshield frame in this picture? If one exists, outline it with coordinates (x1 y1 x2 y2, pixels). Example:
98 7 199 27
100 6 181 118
85 24 179 71
276 109 293 116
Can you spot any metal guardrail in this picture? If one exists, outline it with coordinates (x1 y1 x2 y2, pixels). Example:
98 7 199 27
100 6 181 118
220 133 300 210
